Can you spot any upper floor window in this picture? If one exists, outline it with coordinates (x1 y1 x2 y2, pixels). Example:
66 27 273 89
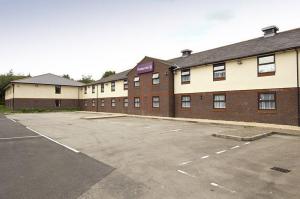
111 82 115 92
84 86 87 94
181 69 190 84
181 96 191 108
213 94 226 109
111 98 116 107
92 85 95 93
134 77 140 87
55 85 61 94
124 98 128 107
152 73 160 85
134 97 140 108
101 84 104 93
124 79 128 90
258 54 275 76
152 96 160 108
258 93 276 110
213 63 226 81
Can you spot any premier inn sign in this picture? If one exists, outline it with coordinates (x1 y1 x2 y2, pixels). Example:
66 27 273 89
137 61 154 74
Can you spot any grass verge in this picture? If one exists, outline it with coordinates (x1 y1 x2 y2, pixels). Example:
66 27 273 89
0 105 79 114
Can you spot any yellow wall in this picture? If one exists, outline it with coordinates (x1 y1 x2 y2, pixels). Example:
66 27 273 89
81 80 128 99
174 50 298 94
5 85 13 100
13 84 80 99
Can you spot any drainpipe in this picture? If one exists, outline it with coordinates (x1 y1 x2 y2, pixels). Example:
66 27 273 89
96 84 99 112
12 84 15 111
296 49 300 126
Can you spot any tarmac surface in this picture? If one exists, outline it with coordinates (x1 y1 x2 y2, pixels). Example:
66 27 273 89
4 112 300 199
0 114 114 199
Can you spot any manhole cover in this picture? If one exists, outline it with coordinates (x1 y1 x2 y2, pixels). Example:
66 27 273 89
271 167 291 173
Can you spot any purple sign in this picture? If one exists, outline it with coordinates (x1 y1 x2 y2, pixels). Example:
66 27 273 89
137 61 154 74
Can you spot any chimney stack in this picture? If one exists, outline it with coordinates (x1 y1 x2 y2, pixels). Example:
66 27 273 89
262 25 279 37
181 49 192 57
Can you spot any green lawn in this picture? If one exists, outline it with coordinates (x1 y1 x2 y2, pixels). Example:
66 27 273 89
0 104 78 114
0 104 11 113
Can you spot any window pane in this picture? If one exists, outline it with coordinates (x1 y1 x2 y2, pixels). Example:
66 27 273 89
214 65 225 71
259 55 274 65
214 95 225 101
260 94 274 101
182 70 190 75
259 63 275 73
134 77 140 81
259 102 275 110
153 78 160 84
152 73 159 78
182 75 190 82
214 71 225 78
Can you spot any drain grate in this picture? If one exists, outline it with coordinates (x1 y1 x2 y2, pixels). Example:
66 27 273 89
271 167 291 173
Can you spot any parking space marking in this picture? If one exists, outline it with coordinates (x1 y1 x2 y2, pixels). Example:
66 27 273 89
230 145 240 149
177 170 196 178
216 150 226 154
210 182 236 193
179 161 192 166
26 127 80 153
170 129 182 132
244 142 251 145
201 155 209 159
0 135 41 140
8 118 16 123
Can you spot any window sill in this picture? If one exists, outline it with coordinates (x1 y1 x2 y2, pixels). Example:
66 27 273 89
213 77 226 81
213 108 226 112
181 81 190 85
257 109 277 114
258 72 275 77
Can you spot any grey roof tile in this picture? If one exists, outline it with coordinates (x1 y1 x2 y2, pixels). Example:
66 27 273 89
168 28 300 68
12 73 84 86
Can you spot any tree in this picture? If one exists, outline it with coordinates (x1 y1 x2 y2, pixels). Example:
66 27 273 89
0 70 27 104
62 74 71 79
102 71 115 78
78 75 94 84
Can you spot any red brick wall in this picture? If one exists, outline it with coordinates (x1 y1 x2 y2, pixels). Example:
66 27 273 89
175 87 298 126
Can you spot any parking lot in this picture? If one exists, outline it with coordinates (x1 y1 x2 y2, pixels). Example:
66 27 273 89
2 112 300 199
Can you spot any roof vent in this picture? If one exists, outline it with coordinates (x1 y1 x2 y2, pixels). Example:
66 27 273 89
262 25 279 37
181 49 192 57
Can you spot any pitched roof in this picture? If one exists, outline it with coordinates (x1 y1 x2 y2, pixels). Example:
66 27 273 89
169 28 300 69
11 73 84 86
92 69 131 84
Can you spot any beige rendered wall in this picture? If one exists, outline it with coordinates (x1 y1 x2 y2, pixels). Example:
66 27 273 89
81 80 128 99
174 50 298 94
13 84 80 99
5 85 13 100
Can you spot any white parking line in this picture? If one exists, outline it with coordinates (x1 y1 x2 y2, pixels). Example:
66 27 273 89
170 129 182 132
8 118 16 123
201 155 209 159
177 170 196 178
230 145 240 149
26 127 80 153
0 135 41 140
216 150 226 154
210 182 236 193
244 142 251 145
179 161 192 166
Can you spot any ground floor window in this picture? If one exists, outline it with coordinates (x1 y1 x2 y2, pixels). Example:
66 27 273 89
100 99 105 107
55 100 61 107
134 97 140 108
111 98 116 107
124 98 128 107
258 93 276 110
152 96 160 108
92 100 96 107
181 96 191 108
213 94 226 109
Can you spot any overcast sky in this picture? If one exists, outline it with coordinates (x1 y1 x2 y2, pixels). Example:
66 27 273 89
0 0 299 80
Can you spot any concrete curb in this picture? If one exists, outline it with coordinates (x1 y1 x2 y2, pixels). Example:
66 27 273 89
212 131 300 141
81 115 126 120
212 132 275 141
